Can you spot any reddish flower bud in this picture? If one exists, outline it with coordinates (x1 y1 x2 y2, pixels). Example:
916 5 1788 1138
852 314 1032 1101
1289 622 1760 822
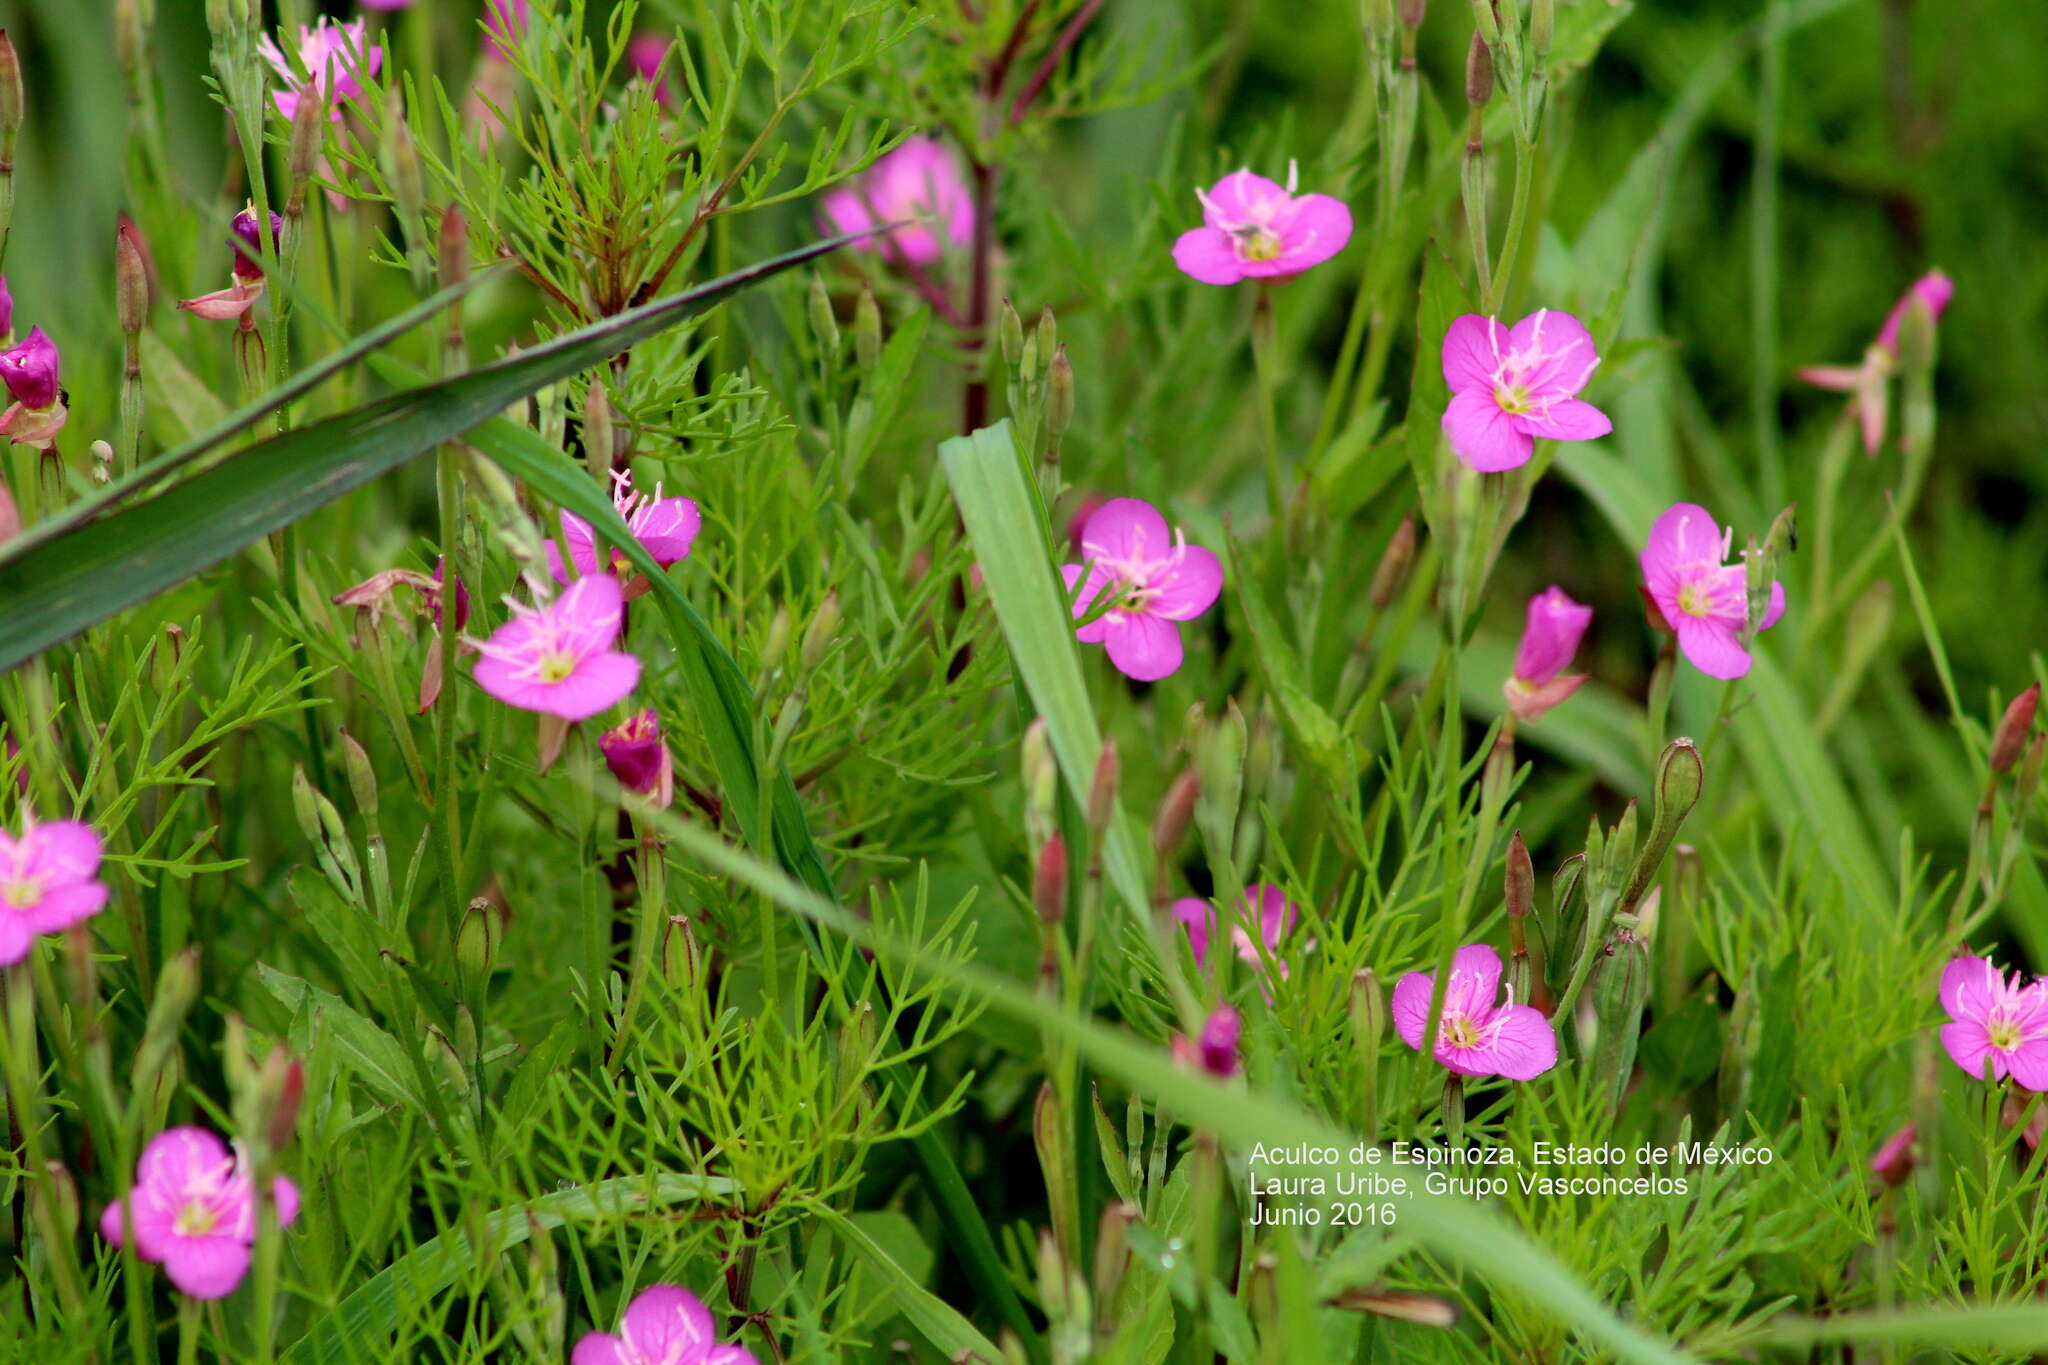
0 327 60 409
599 710 674 807
1868 1122 1915 1188
1991 684 2039 777
231 207 285 281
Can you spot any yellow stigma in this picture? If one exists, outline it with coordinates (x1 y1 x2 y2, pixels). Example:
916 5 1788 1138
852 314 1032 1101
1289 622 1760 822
1675 583 1709 618
536 651 577 683
1493 383 1532 415
1238 227 1282 261
173 1202 219 1237
1991 1019 2024 1052
1443 1015 1481 1049
0 877 40 909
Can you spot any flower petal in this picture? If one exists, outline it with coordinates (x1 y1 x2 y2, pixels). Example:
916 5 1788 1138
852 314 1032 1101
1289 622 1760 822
569 1334 626 1365
138 1128 231 1193
1504 309 1599 397
1673 614 1752 680
1171 898 1214 964
1481 1004 1559 1080
1756 580 1787 632
1640 503 1724 586
1940 955 1996 1022
1941 1019 2000 1082
163 1235 252 1300
1443 943 1504 1017
1102 613 1184 682
20 880 109 935
26 821 101 881
1441 389 1532 473
1389 971 1434 1050
1171 228 1246 286
1202 170 1289 227
1514 397 1611 443
1441 314 1508 392
1148 545 1223 621
621 1286 717 1359
1079 498 1171 566
548 652 642 721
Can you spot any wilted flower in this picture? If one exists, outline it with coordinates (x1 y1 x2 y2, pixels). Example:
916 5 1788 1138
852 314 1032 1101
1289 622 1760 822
1 815 109 967
230 208 285 282
600 710 674 808
547 469 700 590
181 209 286 322
0 327 67 447
1799 269 1954 455
98 1128 300 1300
1639 502 1786 681
1868 1123 1916 1187
1440 310 1610 473
571 1284 760 1365
1939 954 2048 1088
818 136 974 268
258 17 382 123
1505 587 1592 722
1171 1005 1243 1080
1061 497 1222 682
1171 164 1352 286
1392 943 1557 1080
471 574 641 720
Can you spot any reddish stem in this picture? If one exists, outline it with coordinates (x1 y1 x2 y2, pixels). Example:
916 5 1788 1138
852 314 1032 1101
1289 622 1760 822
1008 0 1103 127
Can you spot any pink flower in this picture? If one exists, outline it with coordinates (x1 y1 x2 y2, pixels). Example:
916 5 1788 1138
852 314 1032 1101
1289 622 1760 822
482 0 530 61
1440 310 1611 473
1172 884 1297 970
600 710 674 808
258 18 382 123
1171 164 1352 286
0 326 60 410
1939 954 2048 1088
571 1285 759 1365
1392 943 1556 1080
471 574 641 720
1505 587 1591 722
1799 270 1954 455
230 208 285 282
817 137 974 268
1 816 109 968
98 1128 300 1300
627 33 671 106
360 0 414 10
1639 502 1786 681
1061 498 1222 682
546 469 700 587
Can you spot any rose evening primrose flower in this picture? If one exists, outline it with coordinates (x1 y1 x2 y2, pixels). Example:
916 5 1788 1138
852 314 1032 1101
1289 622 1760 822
1639 502 1786 681
1171 164 1352 286
98 1127 300 1300
258 17 381 123
1 816 109 967
471 574 641 720
1939 954 2048 1089
1504 587 1592 722
547 468 700 589
1062 497 1222 682
818 137 973 268
1799 269 1953 455
1392 943 1556 1080
572 1284 760 1365
1173 883 1298 971
1440 310 1610 473
181 209 285 322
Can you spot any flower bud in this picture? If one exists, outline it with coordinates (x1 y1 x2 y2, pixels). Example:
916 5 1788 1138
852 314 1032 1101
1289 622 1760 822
1531 0 1554 61
0 30 21 138
1505 831 1533 921
1022 718 1058 849
131 947 200 1094
1087 738 1119 838
1091 1202 1136 1316
117 221 149 335
457 897 502 980
1194 700 1248 859
1591 929 1649 1111
1046 345 1075 437
807 272 839 356
1152 768 1198 859
761 604 792 678
999 298 1024 369
382 90 425 244
600 710 675 808
1033 835 1068 926
258 1047 304 1156
340 730 378 816
1399 0 1427 28
660 914 700 989
37 1161 79 1239
1601 799 1637 896
286 85 325 216
0 327 62 409
800 589 839 672
2016 733 2046 813
1868 1123 1916 1188
1193 1004 1241 1078
438 205 470 292
1035 305 1058 372
1623 737 1703 906
230 207 283 282
854 285 881 370
1368 514 1417 609
1464 30 1494 108
291 763 324 845
1350 968 1383 1136
1991 684 2038 777
1897 291 1939 377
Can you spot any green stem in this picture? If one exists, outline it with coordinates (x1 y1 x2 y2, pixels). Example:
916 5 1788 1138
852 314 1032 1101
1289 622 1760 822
1249 287 1285 531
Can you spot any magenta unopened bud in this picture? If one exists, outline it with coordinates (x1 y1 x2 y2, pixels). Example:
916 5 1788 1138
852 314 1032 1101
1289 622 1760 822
1875 270 1954 358
1868 1123 1915 1187
231 208 284 281
0 327 60 409
599 709 674 807
1505 586 1591 722
1991 684 2039 777
1197 1004 1241 1078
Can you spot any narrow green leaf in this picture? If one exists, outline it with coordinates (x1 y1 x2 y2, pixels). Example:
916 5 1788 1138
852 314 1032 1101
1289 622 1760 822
822 1210 1001 1362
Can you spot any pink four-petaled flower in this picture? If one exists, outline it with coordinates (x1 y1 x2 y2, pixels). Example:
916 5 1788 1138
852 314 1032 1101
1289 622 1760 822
258 18 381 123
1172 883 1297 971
1639 502 1786 681
1061 498 1222 683
818 137 974 268
0 816 109 967
1171 165 1352 286
1505 587 1592 722
98 1127 300 1300
471 574 641 720
1939 954 2048 1088
1391 943 1556 1080
571 1285 760 1365
1440 310 1611 473
547 469 701 586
